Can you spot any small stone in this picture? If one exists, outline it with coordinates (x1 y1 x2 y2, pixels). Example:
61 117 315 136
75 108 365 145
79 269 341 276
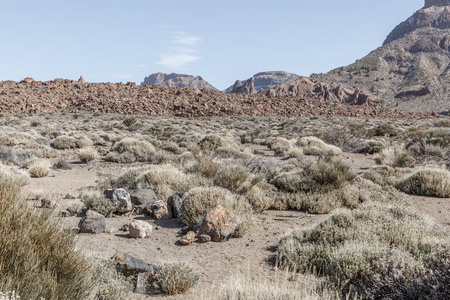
59 210 72 217
40 199 57 209
129 220 153 238
197 234 211 243
120 224 129 231
151 200 172 220
179 231 196 245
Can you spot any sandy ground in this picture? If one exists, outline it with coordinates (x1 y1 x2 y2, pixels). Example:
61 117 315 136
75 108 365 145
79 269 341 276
21 150 450 299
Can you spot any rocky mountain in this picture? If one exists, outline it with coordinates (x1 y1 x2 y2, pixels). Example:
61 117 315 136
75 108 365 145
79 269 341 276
141 72 218 91
312 0 450 114
0 78 425 118
226 71 300 93
261 77 379 106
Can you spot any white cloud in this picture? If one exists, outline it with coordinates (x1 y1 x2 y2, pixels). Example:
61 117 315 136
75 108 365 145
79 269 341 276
172 32 201 46
157 54 200 69
157 31 202 70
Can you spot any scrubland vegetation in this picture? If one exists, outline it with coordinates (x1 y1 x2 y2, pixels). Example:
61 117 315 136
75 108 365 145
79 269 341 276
0 113 448 299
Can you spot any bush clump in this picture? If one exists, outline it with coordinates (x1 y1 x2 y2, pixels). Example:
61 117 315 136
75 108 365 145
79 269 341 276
277 202 449 298
81 190 116 217
105 138 156 163
396 168 450 198
297 136 342 156
28 159 51 178
51 135 77 149
157 263 199 295
78 148 98 163
0 173 95 299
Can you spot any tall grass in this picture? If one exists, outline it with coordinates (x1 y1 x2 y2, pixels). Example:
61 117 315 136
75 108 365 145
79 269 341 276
0 173 95 299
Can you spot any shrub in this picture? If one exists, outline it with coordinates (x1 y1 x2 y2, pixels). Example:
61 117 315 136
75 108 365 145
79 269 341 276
213 165 251 193
277 202 449 298
0 173 95 299
81 190 116 217
78 148 98 163
75 136 94 148
180 186 236 227
396 168 450 198
53 158 72 170
0 163 30 186
157 263 199 295
28 159 51 178
51 135 76 149
271 157 355 194
0 136 18 146
91 259 133 300
297 136 342 156
105 138 155 163
269 138 293 156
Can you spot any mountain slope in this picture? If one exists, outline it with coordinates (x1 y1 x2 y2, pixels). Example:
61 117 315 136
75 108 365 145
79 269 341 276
312 0 450 114
141 72 218 91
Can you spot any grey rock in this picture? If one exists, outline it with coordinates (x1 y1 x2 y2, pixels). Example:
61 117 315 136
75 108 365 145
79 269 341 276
112 251 160 278
128 189 158 206
168 192 184 219
78 210 106 234
134 204 151 215
104 188 133 213
197 234 211 243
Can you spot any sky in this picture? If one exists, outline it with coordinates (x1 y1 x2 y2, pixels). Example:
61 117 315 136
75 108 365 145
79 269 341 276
0 0 423 90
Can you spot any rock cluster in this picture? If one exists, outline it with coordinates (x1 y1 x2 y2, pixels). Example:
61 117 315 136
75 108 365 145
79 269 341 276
0 78 429 118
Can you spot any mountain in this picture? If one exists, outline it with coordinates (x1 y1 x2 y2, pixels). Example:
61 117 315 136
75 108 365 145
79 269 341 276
225 71 300 93
312 0 450 114
141 72 219 91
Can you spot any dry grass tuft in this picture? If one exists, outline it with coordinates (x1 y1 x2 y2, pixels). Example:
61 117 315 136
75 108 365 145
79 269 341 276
105 137 156 163
297 137 342 156
156 263 199 295
28 159 51 178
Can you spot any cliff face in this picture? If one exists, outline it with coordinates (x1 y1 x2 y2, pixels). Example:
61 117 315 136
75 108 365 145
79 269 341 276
225 71 299 92
141 72 218 91
384 3 450 45
312 0 450 114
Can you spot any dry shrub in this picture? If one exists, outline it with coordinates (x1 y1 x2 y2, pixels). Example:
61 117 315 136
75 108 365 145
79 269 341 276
156 263 199 295
375 144 415 168
271 157 355 194
196 272 339 300
396 167 450 198
0 173 95 299
160 141 182 154
0 163 30 186
51 135 76 149
277 202 449 298
213 165 255 193
269 138 293 156
0 136 18 146
216 146 253 159
75 135 94 148
105 138 156 163
363 165 412 187
180 186 237 227
16 143 59 159
78 147 98 163
91 259 133 300
81 190 116 217
297 136 342 156
28 159 51 178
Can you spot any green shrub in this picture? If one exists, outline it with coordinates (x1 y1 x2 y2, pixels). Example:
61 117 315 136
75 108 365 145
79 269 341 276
157 263 199 295
0 173 95 299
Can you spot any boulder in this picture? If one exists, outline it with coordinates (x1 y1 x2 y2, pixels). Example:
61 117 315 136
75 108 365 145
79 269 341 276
197 234 212 243
179 231 196 245
128 189 158 206
78 210 106 234
129 220 152 238
113 252 159 276
151 200 172 220
104 188 133 213
168 192 184 219
134 204 151 215
197 205 241 242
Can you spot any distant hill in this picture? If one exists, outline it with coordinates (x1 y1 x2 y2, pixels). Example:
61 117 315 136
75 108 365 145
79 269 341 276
225 71 300 93
312 0 450 114
141 72 219 91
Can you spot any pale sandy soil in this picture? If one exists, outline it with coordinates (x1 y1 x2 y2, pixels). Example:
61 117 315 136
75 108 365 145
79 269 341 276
21 150 449 299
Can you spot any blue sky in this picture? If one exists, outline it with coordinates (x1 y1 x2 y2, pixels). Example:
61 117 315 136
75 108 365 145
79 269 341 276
0 0 423 90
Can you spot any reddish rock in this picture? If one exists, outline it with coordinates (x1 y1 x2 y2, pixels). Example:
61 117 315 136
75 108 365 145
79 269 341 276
197 205 240 242
179 231 196 245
